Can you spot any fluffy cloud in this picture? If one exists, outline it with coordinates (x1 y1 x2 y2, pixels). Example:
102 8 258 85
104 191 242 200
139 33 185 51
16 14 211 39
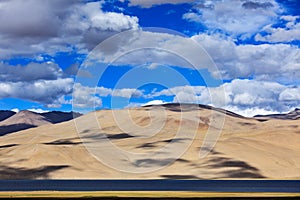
72 84 102 108
183 0 299 44
72 84 144 108
192 34 300 83
255 15 300 42
28 108 50 113
182 12 202 23
85 30 218 78
149 79 300 117
0 61 73 107
0 78 73 107
0 0 139 58
97 86 143 98
279 88 300 101
224 106 278 117
72 1 139 50
86 29 300 83
11 108 19 113
183 0 280 39
155 85 205 95
126 0 194 8
0 62 63 82
111 88 143 98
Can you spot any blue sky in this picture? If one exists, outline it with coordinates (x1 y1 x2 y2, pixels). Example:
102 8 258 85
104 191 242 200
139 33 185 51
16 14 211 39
0 0 299 116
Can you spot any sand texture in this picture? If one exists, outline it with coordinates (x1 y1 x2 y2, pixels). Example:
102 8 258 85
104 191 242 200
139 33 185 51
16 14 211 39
0 104 299 179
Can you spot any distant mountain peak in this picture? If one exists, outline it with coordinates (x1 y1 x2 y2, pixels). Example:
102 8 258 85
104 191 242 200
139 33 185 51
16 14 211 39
0 110 82 136
1 110 50 126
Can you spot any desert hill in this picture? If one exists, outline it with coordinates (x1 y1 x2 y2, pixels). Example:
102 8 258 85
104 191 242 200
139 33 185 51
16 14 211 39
0 110 81 136
144 103 245 118
0 103 299 179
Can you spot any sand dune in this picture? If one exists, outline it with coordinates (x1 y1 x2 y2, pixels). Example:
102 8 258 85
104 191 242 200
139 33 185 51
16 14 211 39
0 104 299 179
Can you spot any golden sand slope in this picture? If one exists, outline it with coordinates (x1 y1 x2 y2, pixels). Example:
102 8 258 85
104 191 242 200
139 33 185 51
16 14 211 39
0 105 299 179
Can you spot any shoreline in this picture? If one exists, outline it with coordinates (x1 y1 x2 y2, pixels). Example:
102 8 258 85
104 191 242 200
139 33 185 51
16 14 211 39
0 191 300 198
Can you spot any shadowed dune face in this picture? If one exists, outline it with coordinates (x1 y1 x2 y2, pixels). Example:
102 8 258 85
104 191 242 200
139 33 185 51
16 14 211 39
0 105 299 179
0 124 37 136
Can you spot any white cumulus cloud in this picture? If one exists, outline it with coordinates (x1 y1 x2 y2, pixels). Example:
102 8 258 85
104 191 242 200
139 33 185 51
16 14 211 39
183 0 280 39
0 78 73 108
86 30 300 84
192 33 300 83
0 0 139 58
28 108 50 113
0 61 74 108
72 83 145 108
149 79 300 117
255 15 300 42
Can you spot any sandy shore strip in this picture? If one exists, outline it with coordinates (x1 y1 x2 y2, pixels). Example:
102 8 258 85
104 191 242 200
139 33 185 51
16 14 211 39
0 191 300 198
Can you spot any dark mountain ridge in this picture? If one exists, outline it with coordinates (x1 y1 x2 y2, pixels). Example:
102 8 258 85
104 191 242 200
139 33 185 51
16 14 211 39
145 103 300 121
143 103 245 118
41 111 82 124
0 110 16 122
254 108 300 120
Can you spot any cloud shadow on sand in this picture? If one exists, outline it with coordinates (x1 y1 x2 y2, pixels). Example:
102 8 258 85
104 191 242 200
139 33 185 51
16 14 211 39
0 164 70 179
0 144 19 149
43 138 82 145
203 151 266 178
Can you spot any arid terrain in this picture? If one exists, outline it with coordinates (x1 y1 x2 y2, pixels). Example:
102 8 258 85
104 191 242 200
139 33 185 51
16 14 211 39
0 104 299 179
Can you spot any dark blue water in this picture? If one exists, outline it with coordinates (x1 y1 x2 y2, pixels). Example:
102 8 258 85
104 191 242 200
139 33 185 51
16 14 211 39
0 180 299 192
